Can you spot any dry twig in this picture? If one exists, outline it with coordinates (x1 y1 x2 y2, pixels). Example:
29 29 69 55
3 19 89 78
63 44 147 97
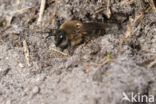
120 0 134 8
146 0 156 13
92 53 117 66
148 58 156 68
6 15 13 27
94 0 111 18
94 8 105 14
119 6 150 50
23 40 30 66
51 48 68 56
37 0 46 25
16 6 32 14
92 59 117 66
105 0 111 18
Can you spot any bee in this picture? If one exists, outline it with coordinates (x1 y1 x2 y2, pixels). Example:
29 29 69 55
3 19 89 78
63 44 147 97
54 20 108 50
41 20 119 54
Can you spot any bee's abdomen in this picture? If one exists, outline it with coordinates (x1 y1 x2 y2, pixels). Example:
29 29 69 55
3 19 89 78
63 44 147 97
82 22 106 36
82 22 119 36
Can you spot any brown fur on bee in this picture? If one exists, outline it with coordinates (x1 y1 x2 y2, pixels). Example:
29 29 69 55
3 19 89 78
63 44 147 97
54 20 110 50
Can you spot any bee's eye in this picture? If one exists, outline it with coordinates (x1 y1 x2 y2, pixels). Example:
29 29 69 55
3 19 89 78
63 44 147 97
55 30 66 46
58 31 66 39
59 34 64 39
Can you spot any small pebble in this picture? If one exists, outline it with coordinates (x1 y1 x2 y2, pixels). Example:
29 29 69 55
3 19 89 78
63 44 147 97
32 86 40 95
6 100 11 104
18 63 24 68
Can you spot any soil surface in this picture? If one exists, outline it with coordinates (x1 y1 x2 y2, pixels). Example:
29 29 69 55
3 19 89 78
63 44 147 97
0 0 156 104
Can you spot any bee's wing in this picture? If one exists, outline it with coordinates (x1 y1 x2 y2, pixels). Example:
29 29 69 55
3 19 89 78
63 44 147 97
80 22 106 36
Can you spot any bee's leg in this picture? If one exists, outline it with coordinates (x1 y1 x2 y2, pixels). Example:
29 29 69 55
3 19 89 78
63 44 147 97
60 47 65 52
60 43 69 52
83 34 92 44
71 39 82 46
67 42 75 55
46 32 53 39
71 34 83 47
67 35 83 55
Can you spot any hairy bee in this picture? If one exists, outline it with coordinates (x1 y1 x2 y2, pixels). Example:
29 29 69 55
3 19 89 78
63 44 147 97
54 20 110 50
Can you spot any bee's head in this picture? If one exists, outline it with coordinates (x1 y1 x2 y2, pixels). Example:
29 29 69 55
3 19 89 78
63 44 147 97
55 30 68 49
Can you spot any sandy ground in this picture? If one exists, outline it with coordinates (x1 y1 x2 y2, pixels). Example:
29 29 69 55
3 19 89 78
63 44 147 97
0 0 156 104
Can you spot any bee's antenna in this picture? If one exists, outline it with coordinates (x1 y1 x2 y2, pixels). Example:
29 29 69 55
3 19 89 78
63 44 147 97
36 29 57 38
45 32 54 38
